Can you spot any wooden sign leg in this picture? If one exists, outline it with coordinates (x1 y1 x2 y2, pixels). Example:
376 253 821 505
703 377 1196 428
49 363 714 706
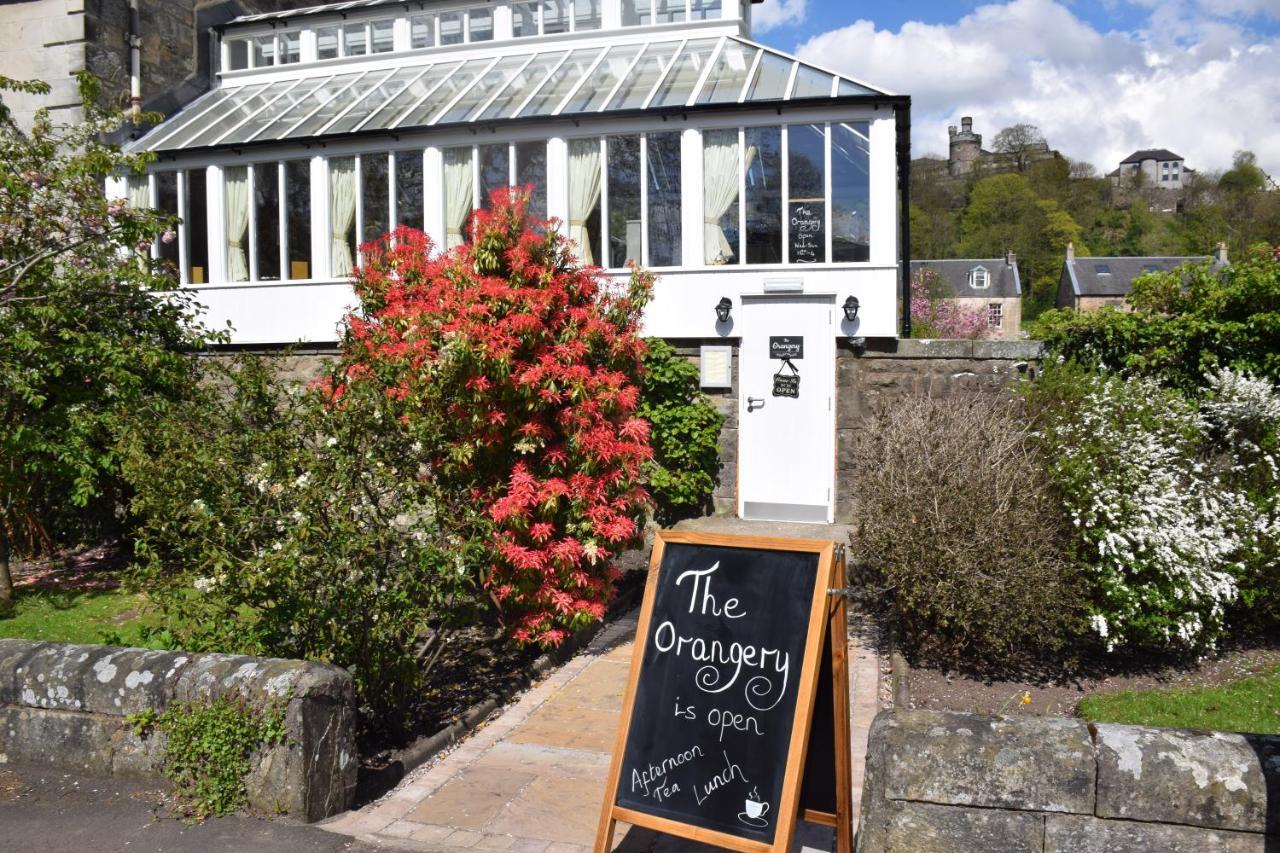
828 588 854 853
593 811 617 853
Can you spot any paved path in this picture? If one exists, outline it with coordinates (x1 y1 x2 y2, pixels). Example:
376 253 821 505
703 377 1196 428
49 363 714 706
323 604 881 852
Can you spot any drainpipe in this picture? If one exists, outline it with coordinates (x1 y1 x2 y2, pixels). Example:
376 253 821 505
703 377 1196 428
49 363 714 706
896 98 913 339
129 0 142 126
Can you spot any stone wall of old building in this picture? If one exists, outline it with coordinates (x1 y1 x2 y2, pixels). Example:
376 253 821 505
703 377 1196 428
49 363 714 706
857 709 1280 852
0 0 88 128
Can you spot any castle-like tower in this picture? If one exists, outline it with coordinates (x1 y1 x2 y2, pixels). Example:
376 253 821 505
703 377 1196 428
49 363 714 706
948 116 982 176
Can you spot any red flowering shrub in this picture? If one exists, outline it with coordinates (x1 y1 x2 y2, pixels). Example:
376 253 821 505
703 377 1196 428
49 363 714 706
328 188 654 646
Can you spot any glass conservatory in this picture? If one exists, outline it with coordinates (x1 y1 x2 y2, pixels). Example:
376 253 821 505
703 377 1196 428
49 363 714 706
118 0 910 524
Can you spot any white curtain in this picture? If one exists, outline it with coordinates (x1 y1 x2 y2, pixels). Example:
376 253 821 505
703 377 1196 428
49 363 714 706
444 147 473 249
703 131 739 264
568 138 602 265
126 175 150 209
329 157 357 277
224 166 250 282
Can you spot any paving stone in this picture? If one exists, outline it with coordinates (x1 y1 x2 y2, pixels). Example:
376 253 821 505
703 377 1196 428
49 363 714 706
476 834 517 850
551 661 631 711
506 701 621 753
444 829 486 847
486 773 608 845
407 767 537 830
408 823 458 844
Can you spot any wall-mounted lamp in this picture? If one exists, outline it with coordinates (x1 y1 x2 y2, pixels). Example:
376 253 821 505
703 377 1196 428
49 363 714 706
715 297 733 324
842 296 860 323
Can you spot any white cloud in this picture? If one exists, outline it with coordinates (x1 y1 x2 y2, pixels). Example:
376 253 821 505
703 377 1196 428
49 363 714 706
753 0 808 33
795 0 1280 174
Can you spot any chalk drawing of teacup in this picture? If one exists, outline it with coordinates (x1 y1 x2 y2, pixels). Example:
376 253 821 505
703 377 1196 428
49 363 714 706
744 799 769 820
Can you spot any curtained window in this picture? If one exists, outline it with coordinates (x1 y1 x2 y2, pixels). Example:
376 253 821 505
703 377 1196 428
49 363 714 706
568 138 602 265
444 146 474 248
224 165 250 282
702 129 739 265
329 157 357 277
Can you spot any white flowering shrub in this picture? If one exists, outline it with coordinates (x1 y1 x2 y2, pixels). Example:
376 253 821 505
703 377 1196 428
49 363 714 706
1037 366 1280 653
119 356 480 733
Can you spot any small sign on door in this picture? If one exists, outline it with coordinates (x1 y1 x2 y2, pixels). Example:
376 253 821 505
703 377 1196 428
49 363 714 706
769 336 804 360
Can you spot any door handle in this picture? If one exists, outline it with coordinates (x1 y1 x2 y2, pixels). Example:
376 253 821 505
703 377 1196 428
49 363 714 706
747 397 766 412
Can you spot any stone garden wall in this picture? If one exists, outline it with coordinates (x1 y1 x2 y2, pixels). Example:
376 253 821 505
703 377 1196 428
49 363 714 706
857 709 1280 852
0 639 357 821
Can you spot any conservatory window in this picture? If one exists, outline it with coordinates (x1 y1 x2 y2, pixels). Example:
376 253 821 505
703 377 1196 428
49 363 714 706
469 8 495 41
787 124 826 264
316 27 339 59
371 19 395 54
691 0 721 21
330 157 357 278
479 143 510 208
224 166 250 282
227 39 249 71
655 0 686 24
187 170 209 284
703 128 740 265
253 162 281 280
513 2 538 37
575 0 602 31
568 138 603 266
361 153 390 245
284 160 311 279
831 122 870 262
607 135 641 268
647 132 682 267
440 12 464 45
621 0 646 26
410 15 435 48
279 32 301 65
544 0 570 34
395 150 424 231
745 126 782 264
156 172 180 274
252 35 276 68
444 146 474 248
516 141 548 221
343 23 369 57
746 51 793 100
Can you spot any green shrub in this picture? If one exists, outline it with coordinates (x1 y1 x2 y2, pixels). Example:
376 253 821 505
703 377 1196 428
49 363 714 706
130 695 286 818
118 356 479 734
638 339 725 524
849 394 1084 664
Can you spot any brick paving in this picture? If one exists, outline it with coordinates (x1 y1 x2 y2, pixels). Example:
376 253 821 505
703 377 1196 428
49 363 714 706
322 601 881 853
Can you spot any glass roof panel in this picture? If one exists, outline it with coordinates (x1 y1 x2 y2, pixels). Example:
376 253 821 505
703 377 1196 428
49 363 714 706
560 44 642 113
322 66 430 134
604 42 680 111
363 61 463 130
837 78 878 96
697 42 757 104
256 72 365 140
157 84 274 149
480 50 567 120
218 77 333 145
791 65 833 99
650 39 719 108
137 88 226 150
434 55 529 124
289 71 387 137
517 47 606 117
744 51 792 101
394 57 493 127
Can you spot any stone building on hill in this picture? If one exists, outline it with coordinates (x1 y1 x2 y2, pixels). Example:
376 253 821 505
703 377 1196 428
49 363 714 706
946 116 1059 177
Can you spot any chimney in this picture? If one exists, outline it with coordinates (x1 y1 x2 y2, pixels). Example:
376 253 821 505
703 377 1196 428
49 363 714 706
1213 242 1229 265
1006 250 1017 267
948 125 957 138
961 116 973 134
1066 242 1075 262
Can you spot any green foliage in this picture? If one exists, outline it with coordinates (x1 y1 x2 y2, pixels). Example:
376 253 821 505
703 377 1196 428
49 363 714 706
849 394 1085 665
119 356 478 733
637 339 724 524
1030 248 1280 389
0 73 220 611
1077 664 1280 735
130 695 287 818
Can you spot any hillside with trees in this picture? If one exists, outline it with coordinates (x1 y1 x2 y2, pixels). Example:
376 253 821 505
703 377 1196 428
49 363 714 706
911 126 1280 321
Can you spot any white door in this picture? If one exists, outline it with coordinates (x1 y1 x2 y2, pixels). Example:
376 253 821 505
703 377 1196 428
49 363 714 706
738 295 836 523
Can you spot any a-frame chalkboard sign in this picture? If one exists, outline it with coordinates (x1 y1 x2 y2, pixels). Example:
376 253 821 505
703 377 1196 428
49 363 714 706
594 531 853 853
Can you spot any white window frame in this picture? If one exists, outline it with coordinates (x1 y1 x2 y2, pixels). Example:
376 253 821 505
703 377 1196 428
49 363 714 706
512 0 602 37
969 266 990 289
988 302 1002 329
622 0 719 26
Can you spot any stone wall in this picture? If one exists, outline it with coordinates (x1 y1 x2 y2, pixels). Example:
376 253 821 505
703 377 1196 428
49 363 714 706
857 709 1280 852
0 638 357 821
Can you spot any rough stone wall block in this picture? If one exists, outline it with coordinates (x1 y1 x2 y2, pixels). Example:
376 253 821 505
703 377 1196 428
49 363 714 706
0 640 357 821
1044 814 1275 853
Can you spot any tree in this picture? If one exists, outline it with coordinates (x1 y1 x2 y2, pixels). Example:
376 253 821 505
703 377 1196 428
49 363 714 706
910 267 989 339
991 123 1046 172
0 74 217 612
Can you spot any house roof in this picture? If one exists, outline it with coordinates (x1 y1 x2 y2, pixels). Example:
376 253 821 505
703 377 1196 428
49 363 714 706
126 35 888 155
911 259 1021 299
1063 255 1212 297
1120 148 1183 165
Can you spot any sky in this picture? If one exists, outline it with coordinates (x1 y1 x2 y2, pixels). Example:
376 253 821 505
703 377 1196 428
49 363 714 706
753 0 1280 176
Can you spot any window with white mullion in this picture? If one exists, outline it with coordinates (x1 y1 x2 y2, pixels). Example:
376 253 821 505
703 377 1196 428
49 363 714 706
639 134 649 266
686 36 725 107
388 151 399 229
434 56 501 126
824 122 833 263
589 44 645 114
737 49 763 104
280 70 371 138
247 164 259 282
148 172 158 260
780 124 790 263
782 60 800 100
277 164 288 279
598 137 609 266
472 144 482 214
515 49 573 117
640 39 686 110
354 155 364 266
317 68 398 136
209 78 305 148
737 126 747 263
389 63 463 129
176 172 189 285
477 54 537 120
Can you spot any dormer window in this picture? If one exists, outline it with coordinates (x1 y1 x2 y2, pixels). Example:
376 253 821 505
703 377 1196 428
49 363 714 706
1095 264 1111 275
513 0 601 37
969 266 990 289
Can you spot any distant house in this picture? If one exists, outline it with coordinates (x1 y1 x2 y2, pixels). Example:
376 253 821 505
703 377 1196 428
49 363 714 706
911 254 1022 340
1056 243 1228 311
1109 149 1194 190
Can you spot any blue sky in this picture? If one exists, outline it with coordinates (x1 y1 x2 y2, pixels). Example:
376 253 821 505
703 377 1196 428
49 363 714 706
752 0 1280 175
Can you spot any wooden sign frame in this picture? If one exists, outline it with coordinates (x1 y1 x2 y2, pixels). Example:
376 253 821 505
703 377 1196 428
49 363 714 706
594 530 853 853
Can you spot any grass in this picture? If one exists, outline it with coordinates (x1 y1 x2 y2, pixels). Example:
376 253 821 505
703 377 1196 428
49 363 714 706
1077 665 1280 735
0 587 161 647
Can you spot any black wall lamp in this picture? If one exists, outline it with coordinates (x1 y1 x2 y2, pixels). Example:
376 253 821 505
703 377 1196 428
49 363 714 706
842 296 860 323
715 297 733 324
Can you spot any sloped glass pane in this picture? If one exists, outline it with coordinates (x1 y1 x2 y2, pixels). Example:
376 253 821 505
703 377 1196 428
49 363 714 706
139 89 228 151
171 84 279 148
791 65 833 99
324 67 426 134
650 39 718 108
364 61 462 129
697 42 757 104
261 73 364 140
292 72 386 136
837 78 877 96
481 51 567 120
564 44 646 112
745 52 791 101
434 56 528 124
604 42 678 110
220 78 331 144
396 59 492 127
520 46 608 116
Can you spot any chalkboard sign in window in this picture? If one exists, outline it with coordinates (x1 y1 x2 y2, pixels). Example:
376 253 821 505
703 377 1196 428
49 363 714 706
596 531 847 853
788 201 825 265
